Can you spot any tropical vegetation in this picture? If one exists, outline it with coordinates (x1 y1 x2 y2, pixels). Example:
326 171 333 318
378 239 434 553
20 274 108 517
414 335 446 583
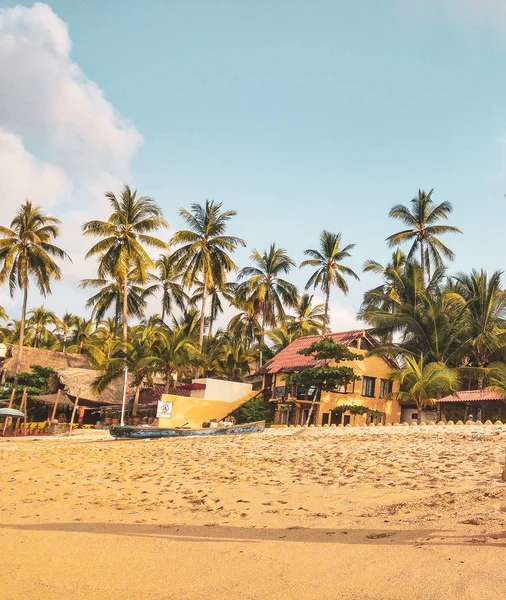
2 186 506 422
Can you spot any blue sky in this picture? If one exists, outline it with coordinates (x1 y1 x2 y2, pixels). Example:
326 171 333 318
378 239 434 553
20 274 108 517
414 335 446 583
1 1 506 328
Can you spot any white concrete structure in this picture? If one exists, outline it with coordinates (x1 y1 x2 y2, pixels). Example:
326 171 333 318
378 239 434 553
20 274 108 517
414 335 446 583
191 378 253 403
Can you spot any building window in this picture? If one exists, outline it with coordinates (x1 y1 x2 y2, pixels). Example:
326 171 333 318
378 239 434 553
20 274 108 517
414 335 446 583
361 376 376 398
379 379 393 399
334 380 355 394
274 386 286 399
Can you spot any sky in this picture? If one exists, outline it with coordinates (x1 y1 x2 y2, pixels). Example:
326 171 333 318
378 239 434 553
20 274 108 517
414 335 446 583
1 0 506 331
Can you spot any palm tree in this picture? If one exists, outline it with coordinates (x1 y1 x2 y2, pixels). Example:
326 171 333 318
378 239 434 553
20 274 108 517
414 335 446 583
93 337 158 416
389 355 459 423
0 201 70 372
217 334 255 382
360 249 406 342
227 298 262 349
363 263 469 366
267 325 299 354
0 306 7 321
237 244 298 360
453 270 506 375
386 189 462 281
191 280 236 336
151 252 188 322
287 293 326 337
26 306 59 348
82 185 168 348
486 362 506 398
81 270 153 326
151 325 196 392
170 200 245 350
300 231 359 334
93 318 120 359
55 312 78 352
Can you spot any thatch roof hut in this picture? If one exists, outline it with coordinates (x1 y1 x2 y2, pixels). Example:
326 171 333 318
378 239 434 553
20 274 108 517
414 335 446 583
53 367 129 407
1 345 91 378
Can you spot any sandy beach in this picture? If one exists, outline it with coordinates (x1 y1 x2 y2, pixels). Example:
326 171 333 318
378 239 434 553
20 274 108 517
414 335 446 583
2 426 506 599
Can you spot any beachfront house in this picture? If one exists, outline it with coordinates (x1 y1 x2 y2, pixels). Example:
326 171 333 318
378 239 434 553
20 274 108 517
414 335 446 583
259 330 402 426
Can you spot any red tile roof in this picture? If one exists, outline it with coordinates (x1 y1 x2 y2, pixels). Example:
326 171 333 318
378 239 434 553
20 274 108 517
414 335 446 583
439 389 506 403
260 330 375 374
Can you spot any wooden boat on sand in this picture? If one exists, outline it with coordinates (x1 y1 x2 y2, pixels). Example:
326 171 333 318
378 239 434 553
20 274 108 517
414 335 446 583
109 420 265 439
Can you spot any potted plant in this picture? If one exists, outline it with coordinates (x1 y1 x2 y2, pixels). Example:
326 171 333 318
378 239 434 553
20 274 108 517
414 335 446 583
111 412 120 425
104 411 113 426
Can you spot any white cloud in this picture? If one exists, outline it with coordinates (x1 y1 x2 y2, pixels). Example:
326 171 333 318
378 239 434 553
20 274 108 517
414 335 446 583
328 302 364 333
0 3 143 314
0 127 71 207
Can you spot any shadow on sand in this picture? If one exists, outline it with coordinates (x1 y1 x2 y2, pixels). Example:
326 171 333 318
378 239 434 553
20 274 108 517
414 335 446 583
2 521 502 547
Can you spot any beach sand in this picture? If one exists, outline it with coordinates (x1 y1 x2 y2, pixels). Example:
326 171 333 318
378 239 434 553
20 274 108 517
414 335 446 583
2 426 506 599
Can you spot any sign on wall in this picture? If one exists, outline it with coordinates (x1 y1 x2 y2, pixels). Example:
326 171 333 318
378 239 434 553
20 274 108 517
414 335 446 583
156 400 173 418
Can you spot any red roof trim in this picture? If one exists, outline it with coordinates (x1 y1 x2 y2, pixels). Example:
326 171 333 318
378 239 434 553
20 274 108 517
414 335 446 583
260 330 377 375
439 389 506 403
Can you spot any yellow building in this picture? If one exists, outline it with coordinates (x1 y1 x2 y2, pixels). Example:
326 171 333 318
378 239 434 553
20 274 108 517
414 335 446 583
260 330 401 426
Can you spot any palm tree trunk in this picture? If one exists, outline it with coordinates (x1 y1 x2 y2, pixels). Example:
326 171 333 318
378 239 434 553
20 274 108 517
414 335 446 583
161 292 166 323
259 312 266 368
323 288 330 335
420 240 426 284
132 385 141 417
15 283 29 374
199 285 207 351
164 364 171 394
122 276 128 348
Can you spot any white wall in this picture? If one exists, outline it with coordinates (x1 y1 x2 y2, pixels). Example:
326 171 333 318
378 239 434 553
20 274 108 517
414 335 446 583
191 378 253 403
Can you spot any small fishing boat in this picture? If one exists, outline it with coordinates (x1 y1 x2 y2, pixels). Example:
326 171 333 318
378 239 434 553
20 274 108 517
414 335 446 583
109 420 265 439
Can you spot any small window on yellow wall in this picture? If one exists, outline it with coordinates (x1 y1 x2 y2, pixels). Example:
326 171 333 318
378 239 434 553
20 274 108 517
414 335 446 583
361 376 376 398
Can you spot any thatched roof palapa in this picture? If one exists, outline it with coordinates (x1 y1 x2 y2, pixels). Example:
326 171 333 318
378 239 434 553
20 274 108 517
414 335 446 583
54 368 130 407
32 392 74 408
1 345 91 377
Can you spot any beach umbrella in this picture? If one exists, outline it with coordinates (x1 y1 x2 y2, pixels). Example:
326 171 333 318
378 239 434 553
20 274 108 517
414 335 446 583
0 408 25 418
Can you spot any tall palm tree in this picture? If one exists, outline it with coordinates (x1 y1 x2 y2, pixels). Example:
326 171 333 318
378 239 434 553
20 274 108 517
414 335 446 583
389 355 459 423
170 200 245 350
26 306 59 348
360 249 406 342
191 280 236 336
82 185 168 348
227 298 262 349
0 201 70 372
151 252 188 322
453 270 506 371
81 270 153 326
300 231 359 334
364 263 469 366
237 244 298 363
287 293 326 337
386 189 462 281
